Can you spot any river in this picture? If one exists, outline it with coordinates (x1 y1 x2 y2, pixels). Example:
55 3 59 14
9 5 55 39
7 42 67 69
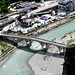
0 21 75 75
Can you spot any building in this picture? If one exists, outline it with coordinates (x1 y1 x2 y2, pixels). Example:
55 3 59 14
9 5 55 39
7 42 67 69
58 0 72 4
58 0 75 12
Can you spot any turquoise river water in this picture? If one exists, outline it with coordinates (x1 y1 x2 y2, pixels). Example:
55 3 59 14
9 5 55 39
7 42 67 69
0 21 75 75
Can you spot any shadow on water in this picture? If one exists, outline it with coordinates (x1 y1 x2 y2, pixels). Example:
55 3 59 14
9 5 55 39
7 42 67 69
17 46 64 59
17 46 42 53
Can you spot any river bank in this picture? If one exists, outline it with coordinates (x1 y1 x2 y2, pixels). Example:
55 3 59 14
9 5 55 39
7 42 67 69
0 39 25 66
0 46 17 67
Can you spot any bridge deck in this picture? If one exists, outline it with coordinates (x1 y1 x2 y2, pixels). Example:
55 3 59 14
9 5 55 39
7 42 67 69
0 34 67 48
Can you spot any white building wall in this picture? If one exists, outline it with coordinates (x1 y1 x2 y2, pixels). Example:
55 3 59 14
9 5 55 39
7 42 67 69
58 0 72 4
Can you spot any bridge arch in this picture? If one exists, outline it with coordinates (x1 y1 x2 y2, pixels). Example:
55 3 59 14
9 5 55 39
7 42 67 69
57 46 66 54
24 40 50 51
29 41 43 50
24 39 33 47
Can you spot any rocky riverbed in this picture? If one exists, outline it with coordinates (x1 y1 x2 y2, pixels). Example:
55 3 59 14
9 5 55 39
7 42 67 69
28 48 64 75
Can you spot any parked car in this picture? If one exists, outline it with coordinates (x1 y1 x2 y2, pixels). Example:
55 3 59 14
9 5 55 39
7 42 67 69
41 23 44 26
44 17 48 20
36 20 41 23
48 20 52 24
27 30 31 32
48 17 51 19
53 19 58 21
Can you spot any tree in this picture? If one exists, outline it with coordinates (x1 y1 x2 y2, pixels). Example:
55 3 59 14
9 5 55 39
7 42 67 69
0 0 10 13
0 0 6 7
1 6 9 13
6 0 10 6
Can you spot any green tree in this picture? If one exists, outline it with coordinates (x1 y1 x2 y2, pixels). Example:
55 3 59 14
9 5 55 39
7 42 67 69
6 0 10 6
0 0 6 7
0 0 10 13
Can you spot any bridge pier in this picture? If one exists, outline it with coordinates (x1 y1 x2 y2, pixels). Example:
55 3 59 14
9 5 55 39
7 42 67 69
58 46 66 54
63 47 66 54
58 46 63 54
13 40 18 47
46 44 50 50
41 43 49 52
25 39 32 47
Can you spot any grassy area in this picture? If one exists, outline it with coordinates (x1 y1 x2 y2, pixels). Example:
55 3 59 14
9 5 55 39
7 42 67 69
67 39 75 45
0 40 13 56
43 56 47 60
69 13 75 21
43 55 50 61
61 30 75 39
70 16 75 19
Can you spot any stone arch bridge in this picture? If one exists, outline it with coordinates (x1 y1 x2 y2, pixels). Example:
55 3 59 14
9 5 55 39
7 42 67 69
0 34 68 53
